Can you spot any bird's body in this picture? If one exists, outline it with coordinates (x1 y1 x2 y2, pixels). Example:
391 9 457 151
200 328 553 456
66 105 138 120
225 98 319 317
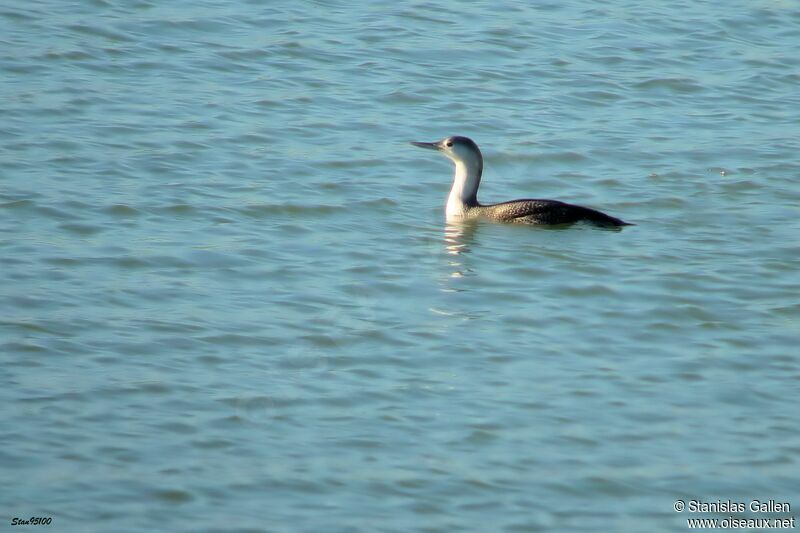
411 136 630 227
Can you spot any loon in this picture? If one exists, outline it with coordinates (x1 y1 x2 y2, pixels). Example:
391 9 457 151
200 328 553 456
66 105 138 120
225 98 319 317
411 136 631 227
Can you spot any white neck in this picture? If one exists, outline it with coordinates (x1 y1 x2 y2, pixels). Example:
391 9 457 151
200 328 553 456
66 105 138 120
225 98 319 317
446 156 482 218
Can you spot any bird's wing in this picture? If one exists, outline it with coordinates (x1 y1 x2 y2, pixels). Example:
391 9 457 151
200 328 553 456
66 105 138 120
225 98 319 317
482 199 629 226
482 199 576 223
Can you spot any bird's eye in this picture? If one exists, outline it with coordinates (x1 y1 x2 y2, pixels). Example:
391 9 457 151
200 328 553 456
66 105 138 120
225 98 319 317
446 141 453 147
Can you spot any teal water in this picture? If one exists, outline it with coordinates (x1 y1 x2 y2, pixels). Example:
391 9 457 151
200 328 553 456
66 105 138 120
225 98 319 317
2 1 800 531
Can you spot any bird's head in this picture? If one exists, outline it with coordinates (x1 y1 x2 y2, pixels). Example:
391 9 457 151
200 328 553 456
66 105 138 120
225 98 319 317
410 136 482 167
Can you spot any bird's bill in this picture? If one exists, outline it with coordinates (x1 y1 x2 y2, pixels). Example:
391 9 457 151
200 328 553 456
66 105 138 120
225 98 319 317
410 141 440 150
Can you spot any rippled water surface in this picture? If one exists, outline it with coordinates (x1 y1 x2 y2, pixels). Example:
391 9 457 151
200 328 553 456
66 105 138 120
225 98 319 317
2 1 800 531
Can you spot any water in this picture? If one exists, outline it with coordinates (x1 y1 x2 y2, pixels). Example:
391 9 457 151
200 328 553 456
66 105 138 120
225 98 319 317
2 1 799 531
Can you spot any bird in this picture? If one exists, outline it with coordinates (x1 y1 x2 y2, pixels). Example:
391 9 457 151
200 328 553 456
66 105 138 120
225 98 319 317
411 136 631 227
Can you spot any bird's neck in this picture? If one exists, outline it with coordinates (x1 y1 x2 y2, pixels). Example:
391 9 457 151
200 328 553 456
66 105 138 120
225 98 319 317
446 156 482 218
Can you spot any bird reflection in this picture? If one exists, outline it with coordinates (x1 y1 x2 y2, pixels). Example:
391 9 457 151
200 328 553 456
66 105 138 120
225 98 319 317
443 221 479 282
444 220 478 255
